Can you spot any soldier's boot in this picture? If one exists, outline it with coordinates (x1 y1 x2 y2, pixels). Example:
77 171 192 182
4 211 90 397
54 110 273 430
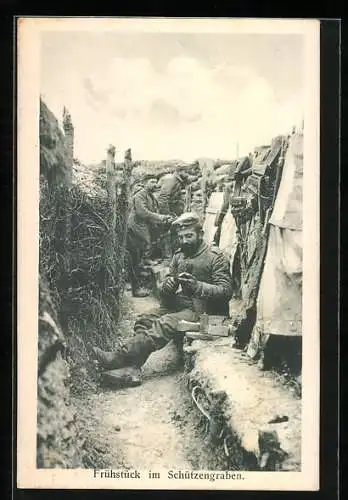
131 265 152 297
133 287 151 298
143 257 161 266
100 366 143 389
131 275 151 297
142 247 161 266
91 333 156 371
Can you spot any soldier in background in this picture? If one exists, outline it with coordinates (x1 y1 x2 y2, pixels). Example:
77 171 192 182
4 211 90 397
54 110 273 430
157 170 199 216
126 173 173 297
156 169 199 258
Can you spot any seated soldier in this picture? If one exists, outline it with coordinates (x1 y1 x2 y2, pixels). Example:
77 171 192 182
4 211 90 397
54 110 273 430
91 212 233 388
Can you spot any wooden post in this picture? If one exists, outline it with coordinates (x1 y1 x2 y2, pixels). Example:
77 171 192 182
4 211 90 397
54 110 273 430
104 144 118 297
122 147 133 233
124 148 133 178
106 144 116 199
62 107 74 188
60 107 74 329
117 148 133 300
106 143 117 222
106 144 116 174
201 162 208 215
185 184 192 212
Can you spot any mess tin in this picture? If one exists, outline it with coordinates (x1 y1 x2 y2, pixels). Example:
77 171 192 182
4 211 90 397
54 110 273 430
206 315 230 337
177 315 230 337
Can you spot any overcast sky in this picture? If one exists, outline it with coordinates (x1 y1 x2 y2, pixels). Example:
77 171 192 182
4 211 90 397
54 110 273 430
40 31 304 163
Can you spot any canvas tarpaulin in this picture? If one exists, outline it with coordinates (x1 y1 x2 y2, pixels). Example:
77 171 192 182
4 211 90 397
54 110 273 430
219 212 238 274
246 132 303 357
202 191 224 244
250 225 302 339
269 132 303 231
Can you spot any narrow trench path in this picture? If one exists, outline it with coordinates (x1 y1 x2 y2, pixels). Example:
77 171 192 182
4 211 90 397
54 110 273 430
81 291 301 471
85 293 214 470
95 374 194 469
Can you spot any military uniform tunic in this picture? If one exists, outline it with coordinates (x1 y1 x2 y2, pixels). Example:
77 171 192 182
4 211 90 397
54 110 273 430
134 241 233 349
126 187 166 292
156 172 186 216
128 187 165 246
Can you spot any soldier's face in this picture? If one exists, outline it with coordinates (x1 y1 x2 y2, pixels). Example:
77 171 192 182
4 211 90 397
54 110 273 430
146 178 158 191
178 227 202 256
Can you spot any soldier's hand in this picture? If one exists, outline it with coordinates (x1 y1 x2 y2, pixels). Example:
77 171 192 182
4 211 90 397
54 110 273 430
178 272 199 293
162 276 178 294
159 214 173 224
164 215 174 224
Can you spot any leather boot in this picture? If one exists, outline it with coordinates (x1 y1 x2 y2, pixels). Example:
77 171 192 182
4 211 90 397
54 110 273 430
101 366 143 389
133 287 151 298
91 333 156 370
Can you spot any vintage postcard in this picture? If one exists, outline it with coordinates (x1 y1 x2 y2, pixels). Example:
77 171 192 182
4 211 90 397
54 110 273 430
17 17 320 490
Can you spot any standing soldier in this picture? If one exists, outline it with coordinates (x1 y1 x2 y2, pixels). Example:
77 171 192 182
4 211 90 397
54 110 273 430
156 169 199 257
157 170 198 216
126 173 173 297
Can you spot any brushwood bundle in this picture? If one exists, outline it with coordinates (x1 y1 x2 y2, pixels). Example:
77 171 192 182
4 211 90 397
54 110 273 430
39 98 131 394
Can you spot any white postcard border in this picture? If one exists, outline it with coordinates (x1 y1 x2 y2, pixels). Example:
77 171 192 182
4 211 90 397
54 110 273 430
17 17 320 491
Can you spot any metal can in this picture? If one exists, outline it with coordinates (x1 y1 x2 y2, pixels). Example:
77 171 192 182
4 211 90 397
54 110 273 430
200 312 209 334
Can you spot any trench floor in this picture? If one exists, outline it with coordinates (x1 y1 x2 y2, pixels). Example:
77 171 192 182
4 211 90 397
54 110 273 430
79 293 215 470
78 292 301 471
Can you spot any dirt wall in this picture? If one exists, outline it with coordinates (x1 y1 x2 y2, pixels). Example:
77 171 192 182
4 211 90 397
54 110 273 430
37 276 82 468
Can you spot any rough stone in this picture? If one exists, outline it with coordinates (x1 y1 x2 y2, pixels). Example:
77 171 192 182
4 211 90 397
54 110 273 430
142 340 183 379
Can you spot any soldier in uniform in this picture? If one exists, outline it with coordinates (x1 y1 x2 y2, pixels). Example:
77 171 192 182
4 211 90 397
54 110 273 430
126 173 173 297
156 170 198 216
91 212 233 387
156 169 199 258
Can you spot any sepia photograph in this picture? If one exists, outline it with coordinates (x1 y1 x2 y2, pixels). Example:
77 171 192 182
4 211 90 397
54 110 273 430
17 17 320 490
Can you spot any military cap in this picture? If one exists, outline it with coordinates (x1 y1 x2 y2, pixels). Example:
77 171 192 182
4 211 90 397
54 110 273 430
124 148 132 161
172 211 202 229
142 172 158 181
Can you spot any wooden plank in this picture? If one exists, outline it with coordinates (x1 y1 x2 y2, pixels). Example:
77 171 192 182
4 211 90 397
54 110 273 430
185 330 230 340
